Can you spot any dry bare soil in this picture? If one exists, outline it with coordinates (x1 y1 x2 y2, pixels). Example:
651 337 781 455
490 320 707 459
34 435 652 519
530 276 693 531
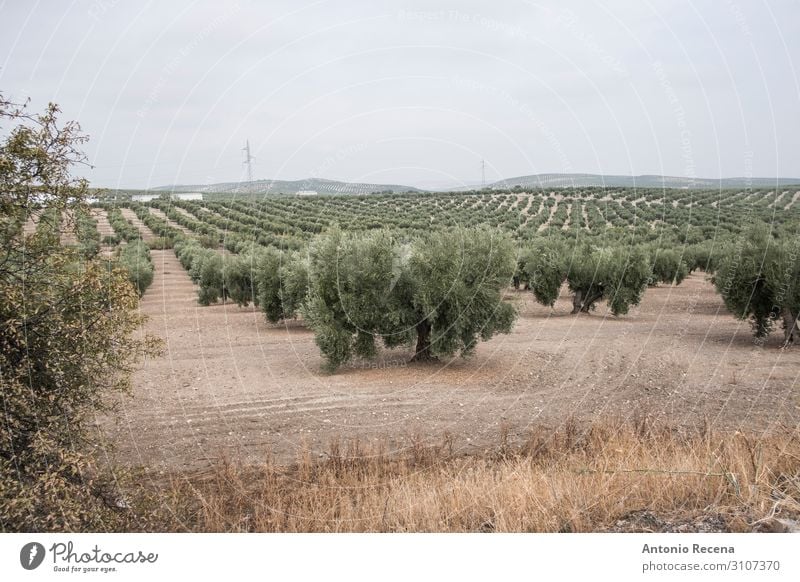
101 254 800 472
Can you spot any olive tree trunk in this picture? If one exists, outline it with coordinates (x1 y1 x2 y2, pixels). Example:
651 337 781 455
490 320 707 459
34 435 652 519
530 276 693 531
571 288 603 313
571 289 583 314
782 307 798 347
582 291 602 312
411 319 436 362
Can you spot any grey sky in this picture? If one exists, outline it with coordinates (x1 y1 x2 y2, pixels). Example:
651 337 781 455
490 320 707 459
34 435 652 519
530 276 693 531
1 0 799 189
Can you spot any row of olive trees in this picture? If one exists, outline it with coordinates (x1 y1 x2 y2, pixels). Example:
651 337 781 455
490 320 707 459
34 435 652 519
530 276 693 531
516 240 685 315
174 238 309 313
181 219 798 359
511 223 799 345
183 227 518 370
103 207 155 295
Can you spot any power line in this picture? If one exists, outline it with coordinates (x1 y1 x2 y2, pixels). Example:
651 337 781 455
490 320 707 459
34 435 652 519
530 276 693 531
242 139 255 186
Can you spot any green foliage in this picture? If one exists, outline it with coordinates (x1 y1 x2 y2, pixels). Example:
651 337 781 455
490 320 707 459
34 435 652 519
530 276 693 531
303 229 402 368
224 252 260 307
303 228 517 370
566 244 651 316
684 242 718 273
277 250 309 320
713 222 800 343
173 237 224 304
198 252 225 306
0 95 159 531
118 240 154 296
518 238 569 306
146 236 174 250
252 248 310 323
408 228 517 360
255 248 285 321
130 203 181 244
197 234 219 249
174 237 201 273
648 248 689 286
35 206 62 238
518 238 652 316
75 207 101 258
106 207 141 242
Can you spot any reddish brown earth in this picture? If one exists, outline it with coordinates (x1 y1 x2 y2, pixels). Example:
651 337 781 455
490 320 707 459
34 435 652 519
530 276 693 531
148 207 193 235
91 208 116 257
91 208 115 239
120 208 154 242
101 257 800 471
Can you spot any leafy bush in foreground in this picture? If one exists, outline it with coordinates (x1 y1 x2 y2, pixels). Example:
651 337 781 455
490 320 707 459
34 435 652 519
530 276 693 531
0 95 159 531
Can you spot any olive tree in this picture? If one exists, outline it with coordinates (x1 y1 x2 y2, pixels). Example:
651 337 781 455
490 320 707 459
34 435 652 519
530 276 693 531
303 228 517 370
684 241 719 274
303 229 406 369
567 244 651 315
713 222 800 346
405 228 517 361
519 238 651 316
278 250 309 320
517 238 569 307
198 252 225 306
0 95 159 530
256 248 309 323
648 247 689 286
224 251 260 307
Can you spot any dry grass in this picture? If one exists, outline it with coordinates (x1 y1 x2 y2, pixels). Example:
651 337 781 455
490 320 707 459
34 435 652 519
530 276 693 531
131 418 800 532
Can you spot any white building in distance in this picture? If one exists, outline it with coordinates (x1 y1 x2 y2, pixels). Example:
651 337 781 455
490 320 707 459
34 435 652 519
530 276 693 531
296 190 318 196
131 192 203 202
173 192 203 201
131 194 160 202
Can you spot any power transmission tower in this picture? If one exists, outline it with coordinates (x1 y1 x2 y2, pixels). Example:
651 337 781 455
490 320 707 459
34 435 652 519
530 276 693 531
481 159 486 189
242 139 255 191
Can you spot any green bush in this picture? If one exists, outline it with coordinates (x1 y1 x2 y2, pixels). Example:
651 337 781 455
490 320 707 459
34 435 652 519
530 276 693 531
1 95 159 531
198 253 225 306
648 248 689 286
518 238 569 306
106 207 141 242
146 236 174 250
118 241 154 296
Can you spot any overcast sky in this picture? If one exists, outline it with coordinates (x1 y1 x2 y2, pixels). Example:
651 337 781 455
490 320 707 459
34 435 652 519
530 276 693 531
1 0 799 189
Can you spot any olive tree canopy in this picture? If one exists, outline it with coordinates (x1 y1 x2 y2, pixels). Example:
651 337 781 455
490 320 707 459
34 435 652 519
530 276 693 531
713 221 800 346
303 227 517 370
